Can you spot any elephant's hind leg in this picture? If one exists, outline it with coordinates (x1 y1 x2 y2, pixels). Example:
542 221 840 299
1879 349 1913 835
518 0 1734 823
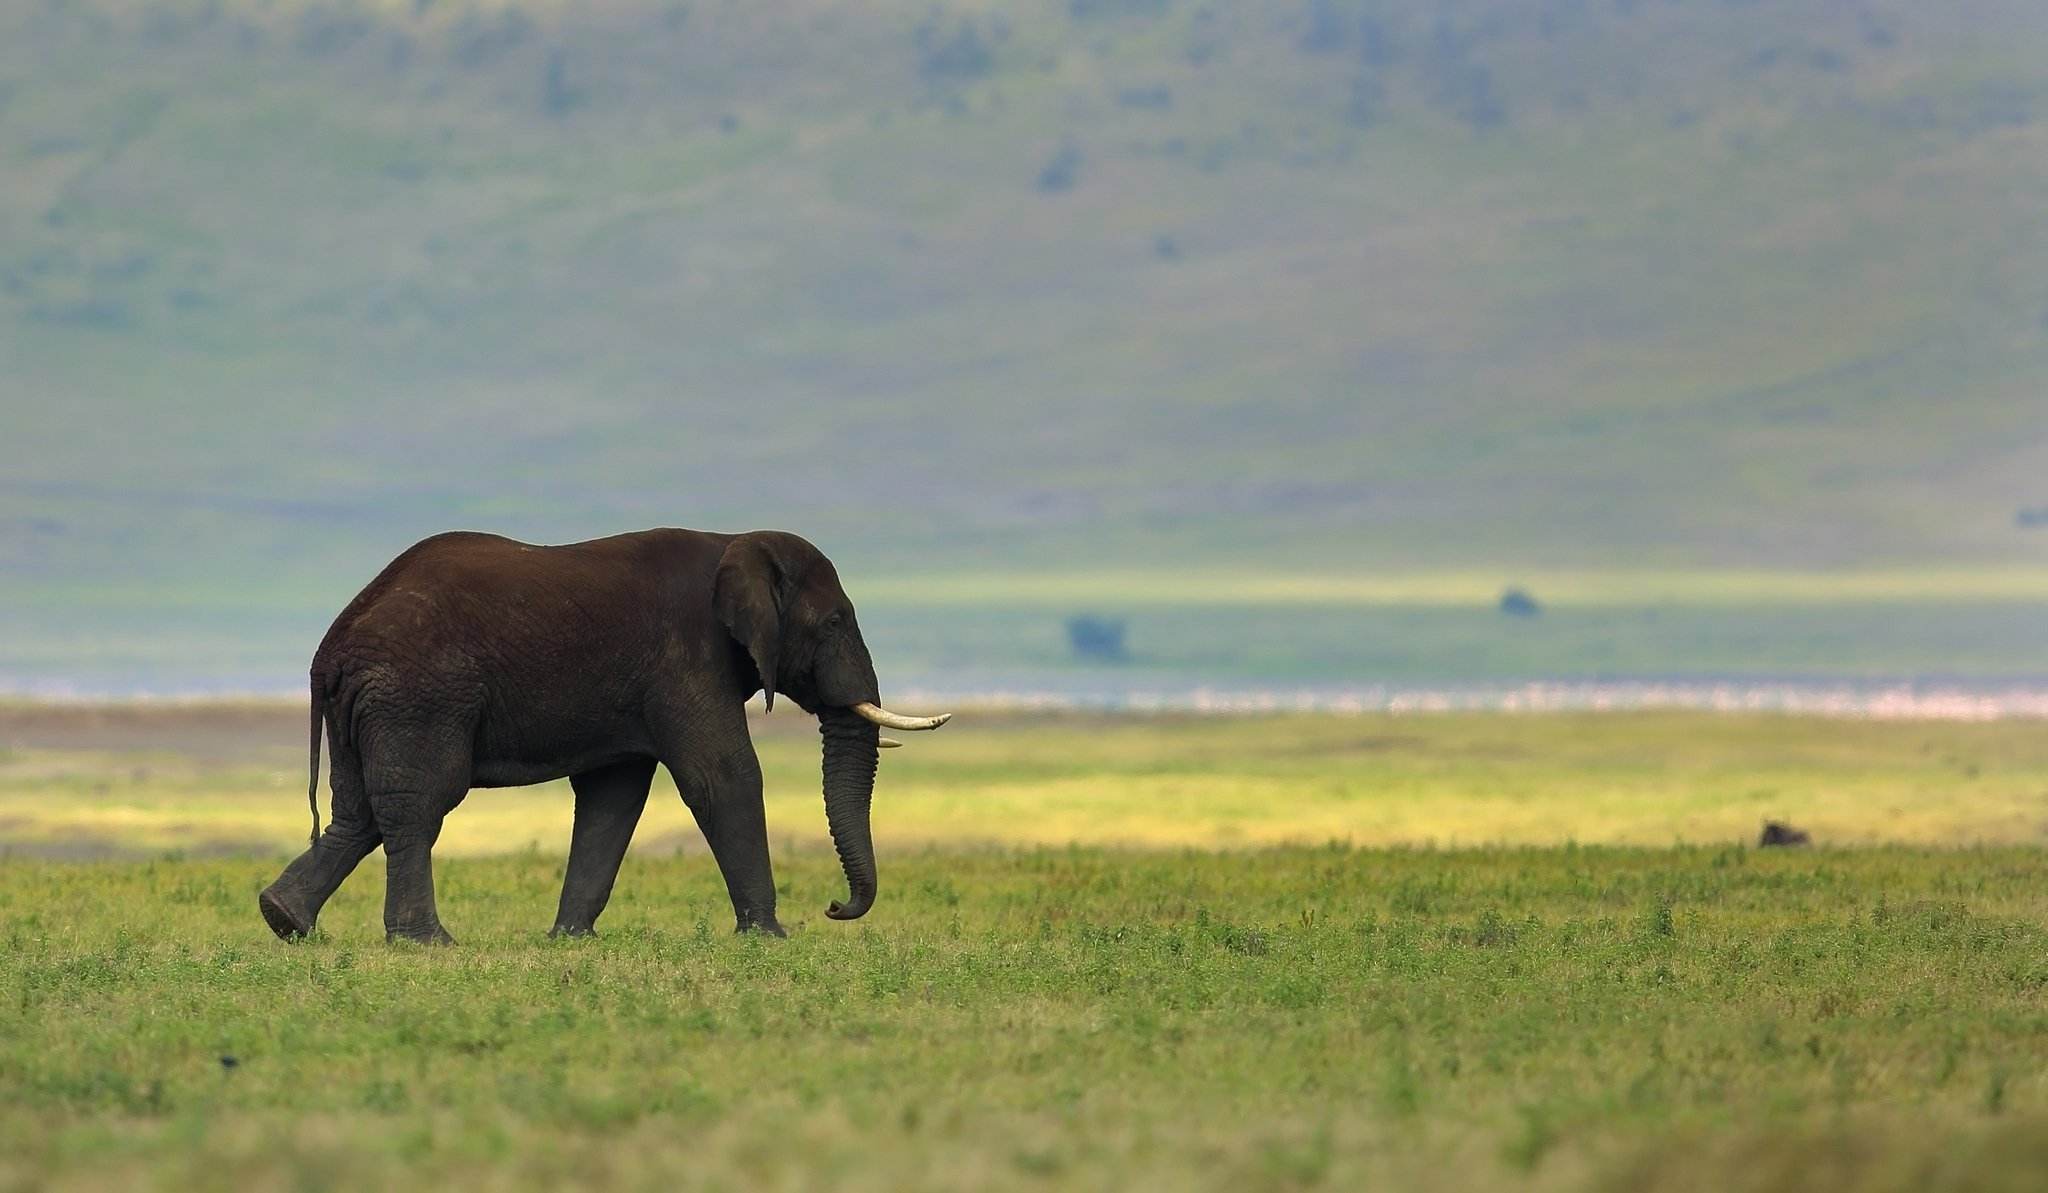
260 823 379 939
364 738 470 945
260 749 381 940
550 757 657 937
377 810 459 945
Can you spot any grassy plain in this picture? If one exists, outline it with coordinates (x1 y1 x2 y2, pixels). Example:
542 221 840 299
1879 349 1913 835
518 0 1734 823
8 0 2048 699
6 703 2048 857
4 705 2048 1189
6 0 2048 639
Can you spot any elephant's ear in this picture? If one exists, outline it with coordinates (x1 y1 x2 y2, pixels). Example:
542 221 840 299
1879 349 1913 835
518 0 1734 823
714 533 790 711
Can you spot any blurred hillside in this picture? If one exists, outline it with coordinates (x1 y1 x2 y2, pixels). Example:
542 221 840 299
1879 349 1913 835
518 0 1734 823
3 0 2048 689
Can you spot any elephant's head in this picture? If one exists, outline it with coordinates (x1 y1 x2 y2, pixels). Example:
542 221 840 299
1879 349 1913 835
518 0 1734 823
714 531 949 921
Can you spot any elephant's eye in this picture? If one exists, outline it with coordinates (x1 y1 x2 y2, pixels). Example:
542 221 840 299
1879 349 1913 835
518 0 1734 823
824 611 845 631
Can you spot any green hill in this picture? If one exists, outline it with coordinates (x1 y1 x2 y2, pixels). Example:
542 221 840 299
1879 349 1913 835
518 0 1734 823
2 0 2046 688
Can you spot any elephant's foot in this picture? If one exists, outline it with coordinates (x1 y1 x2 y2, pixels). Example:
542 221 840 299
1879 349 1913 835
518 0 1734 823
734 912 787 939
258 885 315 941
385 922 457 946
548 922 597 939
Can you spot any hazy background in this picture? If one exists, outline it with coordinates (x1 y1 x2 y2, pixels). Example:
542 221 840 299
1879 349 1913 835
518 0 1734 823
2 0 2046 696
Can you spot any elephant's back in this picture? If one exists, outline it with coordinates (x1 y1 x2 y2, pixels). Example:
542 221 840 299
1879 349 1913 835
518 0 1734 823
313 531 682 680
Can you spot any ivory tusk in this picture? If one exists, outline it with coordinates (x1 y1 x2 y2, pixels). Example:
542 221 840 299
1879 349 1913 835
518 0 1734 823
850 702 953 731
878 737 903 749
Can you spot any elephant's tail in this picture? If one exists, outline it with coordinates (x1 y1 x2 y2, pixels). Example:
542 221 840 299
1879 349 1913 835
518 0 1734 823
306 674 325 848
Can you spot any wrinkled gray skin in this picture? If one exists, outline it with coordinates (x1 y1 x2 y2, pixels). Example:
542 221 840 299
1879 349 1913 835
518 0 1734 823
259 528 885 944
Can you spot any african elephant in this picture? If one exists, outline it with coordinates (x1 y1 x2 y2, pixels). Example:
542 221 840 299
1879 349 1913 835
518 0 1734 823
257 528 950 944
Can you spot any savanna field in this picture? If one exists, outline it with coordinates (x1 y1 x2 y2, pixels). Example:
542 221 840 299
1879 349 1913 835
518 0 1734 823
9 4 2048 1192
5 705 2048 1191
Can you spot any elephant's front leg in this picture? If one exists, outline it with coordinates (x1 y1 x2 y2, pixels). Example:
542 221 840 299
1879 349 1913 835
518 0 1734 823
551 757 657 937
672 749 783 937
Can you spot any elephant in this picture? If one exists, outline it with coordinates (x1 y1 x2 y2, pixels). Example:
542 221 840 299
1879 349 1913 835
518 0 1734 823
257 528 950 944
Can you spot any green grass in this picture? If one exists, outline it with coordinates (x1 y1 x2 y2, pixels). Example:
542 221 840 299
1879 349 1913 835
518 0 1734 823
9 708 2048 1187
6 847 2048 1190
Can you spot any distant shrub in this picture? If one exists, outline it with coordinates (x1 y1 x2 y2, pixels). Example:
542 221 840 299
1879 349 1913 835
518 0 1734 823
1299 0 1341 52
1499 587 1540 618
1358 16 1398 66
1069 0 1172 21
914 15 995 83
296 6 372 57
29 298 133 330
2018 506 2048 529
451 6 531 69
1037 142 1081 192
543 47 578 115
1066 615 1128 662
1298 2 1398 62
1437 63 1505 129
1115 83 1174 110
1347 73 1388 127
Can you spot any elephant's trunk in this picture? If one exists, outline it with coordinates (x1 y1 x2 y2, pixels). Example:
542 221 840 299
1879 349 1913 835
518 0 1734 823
820 708 880 920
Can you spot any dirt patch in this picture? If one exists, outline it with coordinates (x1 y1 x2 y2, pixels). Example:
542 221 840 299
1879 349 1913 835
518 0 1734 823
0 700 304 758
0 835 276 860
